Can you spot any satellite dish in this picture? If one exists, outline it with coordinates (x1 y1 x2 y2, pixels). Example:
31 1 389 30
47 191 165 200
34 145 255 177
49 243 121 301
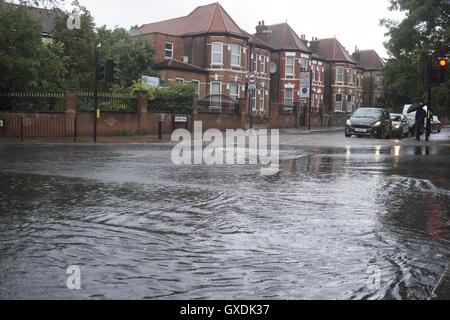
270 62 277 74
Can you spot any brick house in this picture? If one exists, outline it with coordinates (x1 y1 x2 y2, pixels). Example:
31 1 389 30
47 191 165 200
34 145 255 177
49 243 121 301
352 49 385 106
135 3 272 115
308 38 360 125
254 22 316 113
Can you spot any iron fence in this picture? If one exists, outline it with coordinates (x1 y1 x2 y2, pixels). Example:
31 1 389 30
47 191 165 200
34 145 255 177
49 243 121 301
0 92 65 113
0 116 76 143
77 92 137 112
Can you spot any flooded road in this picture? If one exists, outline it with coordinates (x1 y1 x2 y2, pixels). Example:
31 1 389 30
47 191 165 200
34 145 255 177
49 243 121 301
0 132 449 300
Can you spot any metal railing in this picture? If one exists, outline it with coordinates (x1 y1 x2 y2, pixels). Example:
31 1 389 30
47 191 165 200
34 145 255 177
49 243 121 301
77 92 137 112
0 92 65 113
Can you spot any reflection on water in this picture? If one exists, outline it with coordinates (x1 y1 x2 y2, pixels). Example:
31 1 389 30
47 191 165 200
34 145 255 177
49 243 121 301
0 144 449 300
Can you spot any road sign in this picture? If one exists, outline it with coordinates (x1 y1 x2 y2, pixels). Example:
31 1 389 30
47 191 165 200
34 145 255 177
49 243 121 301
248 72 257 91
300 72 311 98
174 116 188 123
141 76 160 88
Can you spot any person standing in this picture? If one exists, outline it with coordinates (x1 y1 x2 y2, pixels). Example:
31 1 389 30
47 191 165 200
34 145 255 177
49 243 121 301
415 105 427 141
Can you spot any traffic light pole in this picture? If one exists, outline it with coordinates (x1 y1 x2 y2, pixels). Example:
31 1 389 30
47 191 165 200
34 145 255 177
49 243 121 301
93 43 100 143
425 57 432 142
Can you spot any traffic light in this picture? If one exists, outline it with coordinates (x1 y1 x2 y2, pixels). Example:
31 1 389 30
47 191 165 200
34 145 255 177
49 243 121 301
96 60 105 81
105 60 120 83
437 58 448 83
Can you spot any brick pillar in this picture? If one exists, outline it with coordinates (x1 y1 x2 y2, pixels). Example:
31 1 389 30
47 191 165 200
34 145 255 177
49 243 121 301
241 99 248 129
65 89 77 137
269 102 279 129
191 95 198 132
135 90 148 135
295 104 301 128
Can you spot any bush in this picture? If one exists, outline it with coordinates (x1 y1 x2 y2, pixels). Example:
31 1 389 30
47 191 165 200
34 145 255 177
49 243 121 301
151 83 195 114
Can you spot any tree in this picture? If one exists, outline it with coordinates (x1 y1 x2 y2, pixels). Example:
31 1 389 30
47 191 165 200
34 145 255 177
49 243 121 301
0 2 64 91
96 25 155 89
51 0 96 89
381 0 450 115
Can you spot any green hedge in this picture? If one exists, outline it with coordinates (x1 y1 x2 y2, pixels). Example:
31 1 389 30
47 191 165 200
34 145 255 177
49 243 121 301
127 81 194 114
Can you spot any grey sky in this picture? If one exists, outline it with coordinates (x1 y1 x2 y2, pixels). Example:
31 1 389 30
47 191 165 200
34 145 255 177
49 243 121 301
73 0 405 59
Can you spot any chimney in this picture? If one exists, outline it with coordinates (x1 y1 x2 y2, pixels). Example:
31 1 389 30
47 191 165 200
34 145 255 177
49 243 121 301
300 34 308 47
309 37 319 53
352 46 361 62
255 20 270 35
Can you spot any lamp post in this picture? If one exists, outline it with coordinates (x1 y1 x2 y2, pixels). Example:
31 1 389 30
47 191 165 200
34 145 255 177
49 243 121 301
93 42 101 143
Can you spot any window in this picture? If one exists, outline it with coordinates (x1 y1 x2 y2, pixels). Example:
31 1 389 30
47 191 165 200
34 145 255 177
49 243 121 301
335 94 343 111
347 95 352 111
285 88 294 106
259 88 265 111
312 66 316 81
317 66 321 82
191 80 200 97
348 69 353 84
229 83 239 100
286 56 295 76
211 42 223 66
210 81 222 107
231 44 241 67
376 76 383 89
336 67 344 83
300 58 308 72
258 55 266 73
164 42 173 58
253 54 258 72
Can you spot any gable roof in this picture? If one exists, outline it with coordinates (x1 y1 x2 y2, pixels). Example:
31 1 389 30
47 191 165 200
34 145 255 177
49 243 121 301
310 38 356 64
2 3 58 36
154 59 207 73
139 2 247 38
353 50 384 71
255 23 310 53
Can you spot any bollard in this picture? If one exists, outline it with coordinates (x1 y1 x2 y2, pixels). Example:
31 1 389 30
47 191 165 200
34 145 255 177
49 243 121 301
158 120 162 140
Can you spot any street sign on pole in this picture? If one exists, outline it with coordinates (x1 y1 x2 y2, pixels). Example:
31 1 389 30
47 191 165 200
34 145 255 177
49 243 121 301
300 72 311 98
248 72 257 91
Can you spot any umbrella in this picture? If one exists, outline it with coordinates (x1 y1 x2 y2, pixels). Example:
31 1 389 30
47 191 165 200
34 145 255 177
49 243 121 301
407 102 425 113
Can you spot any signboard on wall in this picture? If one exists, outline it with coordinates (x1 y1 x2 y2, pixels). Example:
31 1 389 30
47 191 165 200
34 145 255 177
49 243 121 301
141 76 160 88
300 72 311 98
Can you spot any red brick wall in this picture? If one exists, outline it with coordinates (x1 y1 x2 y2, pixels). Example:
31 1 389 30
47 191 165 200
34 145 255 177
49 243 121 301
142 33 184 62
196 112 243 131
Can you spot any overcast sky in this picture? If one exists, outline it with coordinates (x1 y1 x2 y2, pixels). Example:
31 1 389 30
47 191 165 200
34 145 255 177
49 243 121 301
71 0 405 59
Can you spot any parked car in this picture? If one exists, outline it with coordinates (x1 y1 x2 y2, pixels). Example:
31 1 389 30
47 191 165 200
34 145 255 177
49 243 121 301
405 113 416 134
431 116 442 133
345 107 392 139
390 113 410 138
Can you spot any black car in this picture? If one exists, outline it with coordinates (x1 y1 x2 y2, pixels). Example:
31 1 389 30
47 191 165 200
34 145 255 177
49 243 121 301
345 108 392 138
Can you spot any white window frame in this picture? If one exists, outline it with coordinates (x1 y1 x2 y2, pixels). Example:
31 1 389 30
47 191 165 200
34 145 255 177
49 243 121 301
300 58 308 72
335 94 343 111
347 94 352 111
164 42 173 59
336 67 344 83
191 80 200 97
230 44 241 67
376 76 383 89
211 42 223 66
210 81 222 108
259 88 265 111
317 66 322 82
285 55 295 77
348 69 354 85
284 88 294 106
258 55 266 74
229 82 240 100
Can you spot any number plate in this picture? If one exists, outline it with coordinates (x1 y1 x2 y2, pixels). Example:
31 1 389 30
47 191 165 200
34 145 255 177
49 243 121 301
355 128 367 133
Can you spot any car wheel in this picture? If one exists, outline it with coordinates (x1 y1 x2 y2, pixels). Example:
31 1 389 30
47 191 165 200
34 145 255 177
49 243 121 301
345 133 352 137
377 128 383 139
438 128 441 133
357 135 362 138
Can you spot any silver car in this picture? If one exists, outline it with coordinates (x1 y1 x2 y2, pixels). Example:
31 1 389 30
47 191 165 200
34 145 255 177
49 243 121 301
390 113 410 138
